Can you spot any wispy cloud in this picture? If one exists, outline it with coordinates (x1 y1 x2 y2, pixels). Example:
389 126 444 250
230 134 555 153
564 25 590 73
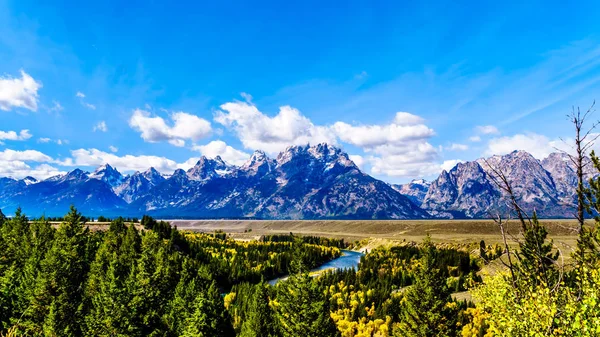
76 91 96 110
93 121 107 132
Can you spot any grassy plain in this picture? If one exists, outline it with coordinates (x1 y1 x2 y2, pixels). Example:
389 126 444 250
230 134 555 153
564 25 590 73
168 218 587 252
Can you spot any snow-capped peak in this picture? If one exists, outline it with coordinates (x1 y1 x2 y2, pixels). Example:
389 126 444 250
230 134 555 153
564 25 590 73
89 163 123 188
22 176 38 185
187 157 232 181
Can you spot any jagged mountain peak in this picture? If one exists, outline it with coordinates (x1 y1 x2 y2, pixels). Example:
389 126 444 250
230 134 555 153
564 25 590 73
62 168 89 182
412 150 578 218
94 163 116 172
172 168 187 177
142 167 165 183
242 150 276 175
22 176 38 185
411 179 430 186
187 156 232 181
89 163 123 188
392 179 431 205
276 143 356 169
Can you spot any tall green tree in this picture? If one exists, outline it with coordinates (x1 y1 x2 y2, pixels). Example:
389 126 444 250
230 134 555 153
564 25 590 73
239 282 279 337
25 206 89 336
515 212 559 287
181 281 235 337
395 237 458 337
0 208 32 328
163 259 210 336
84 219 141 336
274 261 338 337
580 150 600 268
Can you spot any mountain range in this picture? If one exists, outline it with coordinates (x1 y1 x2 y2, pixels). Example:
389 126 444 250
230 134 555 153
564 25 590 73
0 144 591 219
0 144 426 219
395 150 593 219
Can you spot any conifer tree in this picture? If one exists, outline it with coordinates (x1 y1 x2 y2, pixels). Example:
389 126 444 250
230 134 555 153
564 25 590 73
163 259 208 336
274 261 339 337
580 150 600 267
0 211 22 328
181 281 235 337
84 218 141 336
239 282 279 337
515 211 559 286
25 206 88 336
395 237 457 337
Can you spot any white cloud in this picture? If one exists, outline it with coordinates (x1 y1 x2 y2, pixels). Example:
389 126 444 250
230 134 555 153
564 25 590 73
129 109 212 147
330 111 440 177
76 91 96 110
0 148 64 179
369 153 441 178
469 136 481 142
484 133 554 159
63 148 183 173
240 92 253 102
37 137 67 145
332 112 434 151
215 101 335 154
441 159 464 172
0 161 64 180
93 121 108 132
168 139 185 147
476 125 500 135
0 70 42 112
393 111 426 125
367 142 441 178
0 129 32 141
109 145 118 153
48 100 63 113
192 140 250 165
349 155 365 169
0 149 53 162
448 143 469 151
82 102 96 110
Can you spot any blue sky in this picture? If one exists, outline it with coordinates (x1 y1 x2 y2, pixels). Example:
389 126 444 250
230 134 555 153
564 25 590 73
2 0 600 183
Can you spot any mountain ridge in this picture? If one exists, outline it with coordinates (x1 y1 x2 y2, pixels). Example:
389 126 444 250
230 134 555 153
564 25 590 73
0 146 589 219
0 144 427 219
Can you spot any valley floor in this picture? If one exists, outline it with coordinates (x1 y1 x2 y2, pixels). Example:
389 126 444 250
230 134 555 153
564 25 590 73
167 218 585 248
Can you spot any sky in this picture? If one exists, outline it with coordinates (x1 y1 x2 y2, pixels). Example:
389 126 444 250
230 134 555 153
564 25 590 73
2 0 600 183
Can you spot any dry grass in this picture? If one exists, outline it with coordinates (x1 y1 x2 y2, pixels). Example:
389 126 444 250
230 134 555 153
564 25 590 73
168 218 585 249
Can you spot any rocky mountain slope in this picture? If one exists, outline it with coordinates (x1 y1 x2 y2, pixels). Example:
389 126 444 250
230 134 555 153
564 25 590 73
397 150 591 218
0 144 427 219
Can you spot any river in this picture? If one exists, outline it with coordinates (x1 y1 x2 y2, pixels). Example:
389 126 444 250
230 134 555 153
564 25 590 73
268 250 364 285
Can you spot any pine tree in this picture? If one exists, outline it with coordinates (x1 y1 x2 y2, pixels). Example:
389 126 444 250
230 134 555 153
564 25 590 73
0 208 32 328
579 150 600 267
274 261 339 337
181 281 235 337
515 211 559 286
25 206 89 336
239 282 279 337
163 259 208 336
395 237 457 337
83 218 141 336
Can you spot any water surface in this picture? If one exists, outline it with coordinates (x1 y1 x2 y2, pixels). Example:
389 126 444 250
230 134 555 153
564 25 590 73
268 250 364 285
